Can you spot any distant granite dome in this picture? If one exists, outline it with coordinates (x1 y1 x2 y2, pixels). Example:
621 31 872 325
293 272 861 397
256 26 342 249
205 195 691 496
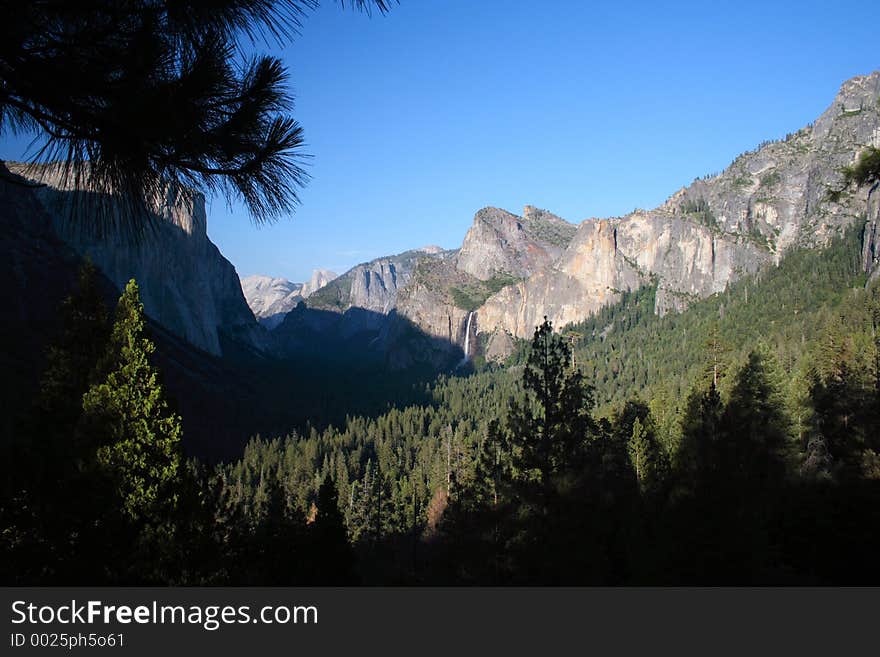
241 269 338 329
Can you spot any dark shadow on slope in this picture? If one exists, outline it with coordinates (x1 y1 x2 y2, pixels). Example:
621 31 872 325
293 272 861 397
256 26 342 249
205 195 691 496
0 168 474 462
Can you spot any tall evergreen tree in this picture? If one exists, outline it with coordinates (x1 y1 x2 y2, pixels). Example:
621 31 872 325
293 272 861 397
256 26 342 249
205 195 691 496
508 318 595 489
808 320 865 476
81 280 184 548
628 417 668 498
720 349 791 491
36 260 110 455
678 381 725 492
309 474 356 584
0 260 113 584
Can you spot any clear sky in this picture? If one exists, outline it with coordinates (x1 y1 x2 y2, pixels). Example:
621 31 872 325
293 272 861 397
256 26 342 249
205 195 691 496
2 1 878 282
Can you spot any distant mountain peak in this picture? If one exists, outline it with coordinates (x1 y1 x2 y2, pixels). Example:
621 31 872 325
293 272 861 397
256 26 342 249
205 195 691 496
241 268 338 329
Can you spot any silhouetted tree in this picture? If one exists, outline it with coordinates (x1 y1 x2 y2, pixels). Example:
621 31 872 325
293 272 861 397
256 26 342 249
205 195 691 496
0 0 392 222
309 474 357 583
678 382 725 491
509 318 595 490
0 261 112 583
719 349 790 491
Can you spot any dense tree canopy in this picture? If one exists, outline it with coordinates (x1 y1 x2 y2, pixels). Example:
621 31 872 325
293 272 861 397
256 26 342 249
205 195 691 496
3 227 880 584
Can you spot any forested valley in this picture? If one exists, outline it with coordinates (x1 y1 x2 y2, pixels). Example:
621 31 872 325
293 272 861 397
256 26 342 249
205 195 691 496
3 226 880 585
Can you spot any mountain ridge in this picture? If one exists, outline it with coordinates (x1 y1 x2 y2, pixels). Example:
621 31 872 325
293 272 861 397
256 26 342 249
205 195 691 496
265 70 880 366
241 268 338 329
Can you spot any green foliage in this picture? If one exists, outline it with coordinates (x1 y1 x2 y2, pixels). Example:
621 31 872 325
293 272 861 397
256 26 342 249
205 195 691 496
759 170 782 189
508 318 595 484
829 147 880 202
732 174 754 189
8 222 880 585
306 275 353 310
449 274 520 311
679 196 719 230
627 415 668 497
842 146 880 188
1 274 212 584
567 226 865 415
525 214 577 248
82 280 184 525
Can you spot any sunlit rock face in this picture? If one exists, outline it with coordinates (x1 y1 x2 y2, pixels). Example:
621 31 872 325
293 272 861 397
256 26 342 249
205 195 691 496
475 71 880 346
455 205 576 281
269 72 880 366
241 269 338 330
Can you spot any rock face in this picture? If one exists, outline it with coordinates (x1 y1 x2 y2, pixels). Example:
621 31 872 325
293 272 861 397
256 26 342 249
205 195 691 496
456 205 576 280
240 275 304 329
385 206 578 363
477 71 880 346
301 268 337 298
6 163 264 356
241 269 337 329
272 247 454 361
269 71 880 367
306 247 447 316
865 183 880 284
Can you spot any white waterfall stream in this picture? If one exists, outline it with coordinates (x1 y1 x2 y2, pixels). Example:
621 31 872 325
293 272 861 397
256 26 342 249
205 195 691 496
459 311 474 366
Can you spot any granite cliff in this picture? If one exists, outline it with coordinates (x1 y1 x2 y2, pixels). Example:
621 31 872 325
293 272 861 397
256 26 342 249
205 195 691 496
259 71 880 367
476 72 880 348
5 162 264 357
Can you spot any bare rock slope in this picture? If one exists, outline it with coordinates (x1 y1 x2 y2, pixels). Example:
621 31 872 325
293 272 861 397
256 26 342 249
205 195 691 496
477 71 880 346
269 71 880 366
241 269 337 329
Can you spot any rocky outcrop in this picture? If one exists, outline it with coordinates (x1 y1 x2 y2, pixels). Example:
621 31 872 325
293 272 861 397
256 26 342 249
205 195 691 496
306 247 447 318
271 247 454 363
477 71 880 346
241 269 337 329
378 206 577 359
394 256 476 362
301 268 337 298
864 183 880 284
268 71 880 367
6 162 264 356
455 205 576 280
240 275 304 329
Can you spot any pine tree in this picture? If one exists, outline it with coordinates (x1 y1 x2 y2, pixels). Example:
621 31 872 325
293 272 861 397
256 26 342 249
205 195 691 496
2 0 392 222
703 322 731 388
309 474 356 584
628 417 669 498
678 381 725 491
36 260 110 451
509 318 595 489
81 279 184 529
808 319 865 475
503 318 603 582
719 349 791 490
252 471 303 585
0 260 112 583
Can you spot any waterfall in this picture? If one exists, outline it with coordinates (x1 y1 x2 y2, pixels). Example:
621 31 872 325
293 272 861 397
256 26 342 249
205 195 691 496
459 311 475 367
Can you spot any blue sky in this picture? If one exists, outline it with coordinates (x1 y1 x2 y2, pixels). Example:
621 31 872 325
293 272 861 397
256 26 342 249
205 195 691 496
3 1 878 281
